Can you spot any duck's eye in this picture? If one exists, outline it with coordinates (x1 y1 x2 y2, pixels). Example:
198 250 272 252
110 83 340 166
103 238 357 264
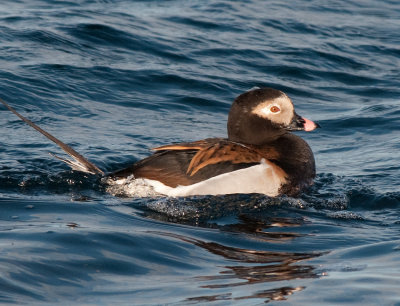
270 106 280 113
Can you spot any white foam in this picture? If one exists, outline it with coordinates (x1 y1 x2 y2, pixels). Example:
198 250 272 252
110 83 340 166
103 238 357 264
105 175 162 197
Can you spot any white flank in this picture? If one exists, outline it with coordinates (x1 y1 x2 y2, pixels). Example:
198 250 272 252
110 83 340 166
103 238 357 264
106 159 285 197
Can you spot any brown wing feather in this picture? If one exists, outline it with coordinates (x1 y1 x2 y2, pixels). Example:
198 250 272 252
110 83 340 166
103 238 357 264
153 138 279 177
187 142 273 176
152 138 223 151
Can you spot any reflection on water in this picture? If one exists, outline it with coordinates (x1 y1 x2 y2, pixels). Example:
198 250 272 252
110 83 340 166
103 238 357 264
220 214 305 243
194 242 321 286
149 213 325 303
234 286 305 303
186 286 305 303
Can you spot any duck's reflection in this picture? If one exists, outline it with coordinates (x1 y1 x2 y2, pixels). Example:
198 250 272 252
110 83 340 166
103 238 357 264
152 221 324 303
186 286 304 303
192 239 322 286
194 240 320 303
137 195 326 303
235 286 305 302
219 214 306 243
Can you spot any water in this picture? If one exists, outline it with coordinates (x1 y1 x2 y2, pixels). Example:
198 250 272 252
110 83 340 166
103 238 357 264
1 0 400 304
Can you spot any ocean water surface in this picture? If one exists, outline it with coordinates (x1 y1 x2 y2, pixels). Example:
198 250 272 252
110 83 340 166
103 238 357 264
1 0 400 304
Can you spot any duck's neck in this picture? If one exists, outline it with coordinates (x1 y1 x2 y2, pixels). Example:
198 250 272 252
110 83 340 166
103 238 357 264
227 125 287 145
227 111 288 145
228 133 285 145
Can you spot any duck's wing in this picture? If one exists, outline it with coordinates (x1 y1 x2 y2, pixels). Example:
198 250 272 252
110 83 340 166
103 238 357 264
112 139 279 188
153 139 279 176
152 138 221 151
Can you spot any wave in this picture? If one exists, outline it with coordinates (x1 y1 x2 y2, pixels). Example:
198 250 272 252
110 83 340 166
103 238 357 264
2 169 399 220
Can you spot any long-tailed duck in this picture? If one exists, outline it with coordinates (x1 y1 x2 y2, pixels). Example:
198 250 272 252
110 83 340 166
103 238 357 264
1 87 319 197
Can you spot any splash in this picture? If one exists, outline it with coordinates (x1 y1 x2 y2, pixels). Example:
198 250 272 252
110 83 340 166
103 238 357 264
104 175 161 198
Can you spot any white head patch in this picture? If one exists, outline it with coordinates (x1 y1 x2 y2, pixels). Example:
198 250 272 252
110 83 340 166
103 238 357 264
252 94 294 125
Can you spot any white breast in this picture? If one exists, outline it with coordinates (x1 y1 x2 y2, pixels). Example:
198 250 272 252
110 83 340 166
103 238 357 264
107 159 286 197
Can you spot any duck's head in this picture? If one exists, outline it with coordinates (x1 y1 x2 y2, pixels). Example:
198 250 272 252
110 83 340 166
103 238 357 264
227 87 320 145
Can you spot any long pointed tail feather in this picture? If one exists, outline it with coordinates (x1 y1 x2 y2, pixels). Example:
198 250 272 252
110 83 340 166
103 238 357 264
0 98 104 175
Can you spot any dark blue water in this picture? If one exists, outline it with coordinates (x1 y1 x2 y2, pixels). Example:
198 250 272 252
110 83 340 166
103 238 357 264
1 0 400 304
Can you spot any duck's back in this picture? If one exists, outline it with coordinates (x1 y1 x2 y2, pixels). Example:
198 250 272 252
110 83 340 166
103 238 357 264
111 147 258 188
110 133 315 197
